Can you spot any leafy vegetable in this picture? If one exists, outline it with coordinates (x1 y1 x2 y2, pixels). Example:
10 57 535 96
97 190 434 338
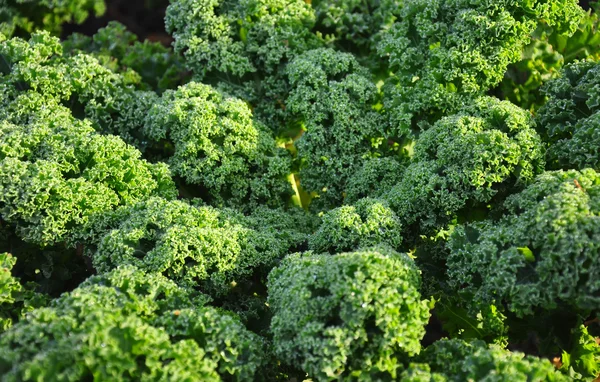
0 266 265 380
448 169 600 316
1 0 599 380
268 247 432 379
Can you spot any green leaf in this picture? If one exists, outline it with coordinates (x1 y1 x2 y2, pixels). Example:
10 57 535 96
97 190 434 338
517 246 536 262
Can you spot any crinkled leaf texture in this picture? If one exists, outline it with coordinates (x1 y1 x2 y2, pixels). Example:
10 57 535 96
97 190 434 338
448 169 600 316
268 247 432 380
0 266 266 381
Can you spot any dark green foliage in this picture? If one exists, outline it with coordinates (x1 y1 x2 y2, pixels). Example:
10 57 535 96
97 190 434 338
385 97 544 239
224 204 318 254
0 220 89 299
435 302 509 347
344 157 405 204
546 112 600 170
414 339 567 381
287 48 388 209
62 21 188 92
0 266 265 380
447 169 600 317
2 0 600 379
377 0 583 135
536 60 600 170
81 197 312 298
0 0 105 37
144 82 293 209
268 248 432 380
311 0 397 56
309 198 402 253
536 60 600 139
0 252 47 332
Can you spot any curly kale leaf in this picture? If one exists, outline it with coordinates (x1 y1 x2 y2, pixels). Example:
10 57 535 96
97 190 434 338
287 48 388 209
311 0 399 58
0 96 175 246
62 21 188 92
165 0 319 79
448 169 600 317
344 157 406 204
309 198 402 254
0 266 265 380
385 97 544 239
81 197 311 298
377 0 583 135
537 60 600 170
0 31 163 150
165 0 322 131
414 339 567 381
144 82 293 209
268 248 431 380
